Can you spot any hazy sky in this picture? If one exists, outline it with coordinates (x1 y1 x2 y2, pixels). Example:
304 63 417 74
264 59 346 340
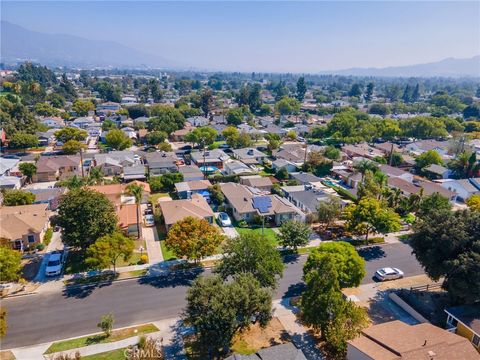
2 1 479 72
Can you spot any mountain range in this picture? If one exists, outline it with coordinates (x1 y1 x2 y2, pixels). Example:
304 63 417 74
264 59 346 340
1 21 479 77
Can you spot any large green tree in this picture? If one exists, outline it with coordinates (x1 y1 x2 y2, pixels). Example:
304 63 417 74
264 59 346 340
0 246 22 282
148 106 185 135
86 232 135 273
214 233 284 288
105 129 132 150
19 162 37 183
9 132 38 149
54 128 88 143
415 150 443 172
184 127 218 147
55 188 118 250
276 220 311 252
316 197 342 230
1 189 35 206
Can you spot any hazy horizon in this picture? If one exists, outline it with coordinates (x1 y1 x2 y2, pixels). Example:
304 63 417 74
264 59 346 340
2 1 479 72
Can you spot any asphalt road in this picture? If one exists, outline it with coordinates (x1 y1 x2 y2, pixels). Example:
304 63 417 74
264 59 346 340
1 242 423 349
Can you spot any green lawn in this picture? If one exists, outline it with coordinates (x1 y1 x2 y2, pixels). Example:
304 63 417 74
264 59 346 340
160 240 177 261
235 227 278 246
116 252 147 267
149 192 171 204
65 249 146 274
44 324 158 354
82 348 126 360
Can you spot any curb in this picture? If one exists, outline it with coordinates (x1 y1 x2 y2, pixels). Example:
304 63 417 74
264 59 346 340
2 291 38 299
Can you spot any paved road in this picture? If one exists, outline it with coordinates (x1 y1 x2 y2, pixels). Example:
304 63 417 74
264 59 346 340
1 242 423 349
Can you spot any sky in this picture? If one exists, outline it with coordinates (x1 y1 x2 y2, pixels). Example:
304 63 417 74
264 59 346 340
2 1 479 72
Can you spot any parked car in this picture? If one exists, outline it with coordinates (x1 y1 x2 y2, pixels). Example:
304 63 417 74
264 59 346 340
375 267 404 281
45 252 64 277
144 214 155 227
217 212 232 227
144 208 153 215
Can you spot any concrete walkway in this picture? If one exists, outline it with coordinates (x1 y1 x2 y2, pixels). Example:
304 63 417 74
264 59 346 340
273 299 325 360
143 225 164 264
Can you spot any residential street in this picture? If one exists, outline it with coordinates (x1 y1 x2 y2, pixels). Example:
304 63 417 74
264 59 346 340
1 242 424 349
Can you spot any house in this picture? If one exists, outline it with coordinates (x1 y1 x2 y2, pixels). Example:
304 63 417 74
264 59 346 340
0 176 22 189
97 102 121 113
36 130 57 146
406 139 450 156
262 123 288 136
34 155 82 182
282 184 348 214
178 165 205 182
137 129 148 144
93 151 136 176
170 126 193 142
273 144 307 165
117 203 141 237
289 172 322 185
175 180 212 200
440 178 480 202
232 147 267 165
144 152 179 175
123 164 147 181
225 343 307 360
387 177 457 202
342 143 384 160
347 320 479 360
158 194 214 231
220 182 303 225
373 142 403 156
424 164 451 179
0 158 20 177
191 149 229 169
272 159 297 173
239 175 273 191
40 116 65 129
28 187 66 210
71 116 95 129
0 204 50 251
186 116 209 127
224 160 256 176
378 164 414 183
88 181 150 206
121 127 137 139
445 303 480 351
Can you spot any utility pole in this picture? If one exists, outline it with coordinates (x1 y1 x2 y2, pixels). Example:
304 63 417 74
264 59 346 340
389 142 394 166
80 148 85 178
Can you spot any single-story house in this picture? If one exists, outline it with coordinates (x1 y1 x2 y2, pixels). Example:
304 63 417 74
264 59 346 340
220 182 303 225
117 203 141 237
34 155 82 182
97 101 121 113
40 116 65 129
378 164 414 183
191 149 229 169
445 303 480 352
440 178 480 202
186 116 209 127
226 343 306 360
347 320 479 360
282 185 348 214
88 181 151 206
424 164 451 179
178 165 205 182
28 187 66 210
170 127 193 142
272 144 307 165
175 180 212 200
272 159 297 173
342 143 384 160
387 177 456 202
406 139 450 156
0 204 50 251
158 194 214 231
123 164 147 181
0 176 22 189
232 147 267 165
224 160 256 176
144 152 179 175
93 151 136 176
71 116 95 129
289 172 322 185
0 158 20 177
239 175 273 191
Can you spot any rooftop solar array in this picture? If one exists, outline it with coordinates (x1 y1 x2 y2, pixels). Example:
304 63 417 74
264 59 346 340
252 196 272 214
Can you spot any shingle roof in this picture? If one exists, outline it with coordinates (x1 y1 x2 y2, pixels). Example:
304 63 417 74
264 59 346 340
0 204 50 240
159 194 214 226
36 155 81 173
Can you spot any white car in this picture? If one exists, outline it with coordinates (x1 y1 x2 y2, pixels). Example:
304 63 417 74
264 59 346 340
45 252 63 277
217 212 232 227
144 214 155 227
375 267 404 281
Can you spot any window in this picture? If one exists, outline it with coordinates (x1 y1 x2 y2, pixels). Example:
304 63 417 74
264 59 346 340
447 315 458 327
472 334 480 347
27 234 35 243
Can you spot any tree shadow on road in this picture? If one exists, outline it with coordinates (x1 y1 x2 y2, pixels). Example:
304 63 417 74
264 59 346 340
62 278 114 299
138 267 205 289
357 245 386 261
281 282 305 299
282 252 301 264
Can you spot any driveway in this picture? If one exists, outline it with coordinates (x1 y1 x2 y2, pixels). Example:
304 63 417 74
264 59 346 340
222 226 239 238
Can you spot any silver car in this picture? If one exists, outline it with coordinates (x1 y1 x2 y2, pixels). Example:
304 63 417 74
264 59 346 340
375 267 404 281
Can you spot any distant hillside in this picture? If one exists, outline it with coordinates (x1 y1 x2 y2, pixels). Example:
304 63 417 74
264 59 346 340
0 21 174 68
327 56 480 78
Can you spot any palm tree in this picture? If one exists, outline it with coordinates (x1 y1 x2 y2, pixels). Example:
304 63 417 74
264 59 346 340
88 167 105 185
126 183 144 239
354 159 378 183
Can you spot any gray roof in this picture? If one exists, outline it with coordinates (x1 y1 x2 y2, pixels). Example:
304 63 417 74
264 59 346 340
28 187 66 202
94 151 135 167
144 152 178 168
123 164 146 176
224 160 254 175
191 149 229 163
290 172 322 184
285 188 336 213
0 158 19 175
233 147 267 160
424 163 449 175
225 343 307 360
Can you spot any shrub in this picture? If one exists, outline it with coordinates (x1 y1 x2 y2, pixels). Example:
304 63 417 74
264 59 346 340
43 227 53 246
237 220 248 228
36 243 45 251
140 255 148 264
97 313 114 337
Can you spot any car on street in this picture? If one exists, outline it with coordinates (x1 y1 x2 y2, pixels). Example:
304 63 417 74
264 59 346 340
144 214 155 227
45 252 64 277
217 212 232 227
375 267 404 281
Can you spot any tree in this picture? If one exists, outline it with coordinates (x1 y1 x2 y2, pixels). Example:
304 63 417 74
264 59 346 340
353 159 378 182
62 140 86 155
466 194 480 212
86 232 135 273
410 209 480 303
126 183 143 239
285 130 297 141
2 189 35 206
345 198 401 244
200 88 213 116
389 152 404 167
296 77 307 102
9 132 38 149
105 129 132 150
275 167 289 180
56 188 118 251
276 220 311 252
145 131 167 146
275 97 300 115
19 162 36 183
34 102 58 116
157 173 183 192
417 193 452 218
0 307 6 338
415 150 443 172
265 133 282 151
349 83 362 97
148 106 185 135
448 151 479 179
369 103 390 116
316 197 342 230
56 175 86 190
88 167 105 185
0 246 22 282
226 108 244 126
365 82 374 102
322 145 341 161
463 104 480 119
185 127 217 147
183 274 272 358
214 233 284 288
72 99 95 116
97 313 114 337
55 128 88 143
208 184 224 204
166 217 225 262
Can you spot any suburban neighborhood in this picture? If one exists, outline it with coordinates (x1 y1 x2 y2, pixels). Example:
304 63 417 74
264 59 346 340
1 2 480 360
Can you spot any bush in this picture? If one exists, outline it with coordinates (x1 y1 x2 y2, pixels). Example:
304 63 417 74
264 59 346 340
237 220 248 228
36 243 45 251
43 227 53 246
140 255 148 264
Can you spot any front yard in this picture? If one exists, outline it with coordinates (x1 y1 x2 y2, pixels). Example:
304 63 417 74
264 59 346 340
235 226 278 246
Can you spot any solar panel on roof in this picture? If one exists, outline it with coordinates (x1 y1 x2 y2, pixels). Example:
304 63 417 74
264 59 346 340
252 196 272 214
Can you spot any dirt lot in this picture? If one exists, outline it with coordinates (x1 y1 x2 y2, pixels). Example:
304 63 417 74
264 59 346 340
20 255 42 281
